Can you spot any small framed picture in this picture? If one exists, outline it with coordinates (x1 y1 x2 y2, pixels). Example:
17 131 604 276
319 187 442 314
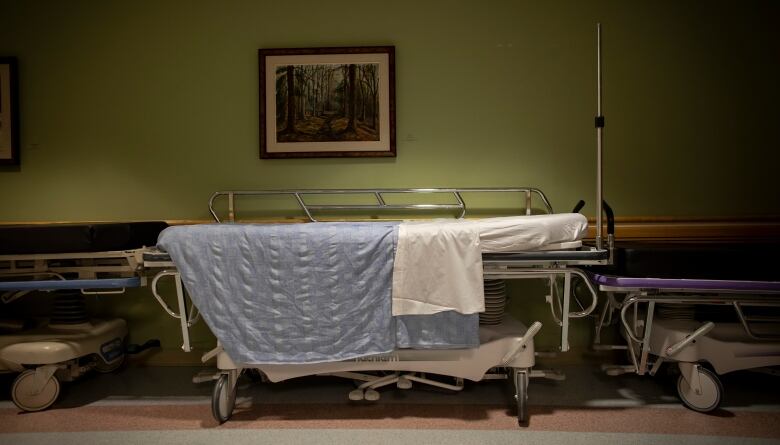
0 57 19 165
259 46 395 158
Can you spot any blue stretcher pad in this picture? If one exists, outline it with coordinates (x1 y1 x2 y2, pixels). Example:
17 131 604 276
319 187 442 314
0 276 142 291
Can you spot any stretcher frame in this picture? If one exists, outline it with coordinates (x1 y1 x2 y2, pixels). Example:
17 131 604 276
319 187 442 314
0 249 146 411
146 24 614 424
145 186 611 425
149 186 610 352
593 275 780 412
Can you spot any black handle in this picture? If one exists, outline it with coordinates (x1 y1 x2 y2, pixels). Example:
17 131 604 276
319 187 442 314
602 200 615 236
571 200 615 236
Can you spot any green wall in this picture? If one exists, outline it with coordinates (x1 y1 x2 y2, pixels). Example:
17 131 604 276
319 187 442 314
1 1 779 360
1 0 778 221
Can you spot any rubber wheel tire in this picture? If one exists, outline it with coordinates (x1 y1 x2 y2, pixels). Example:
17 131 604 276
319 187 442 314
11 369 61 412
514 370 529 426
677 366 723 412
212 374 236 424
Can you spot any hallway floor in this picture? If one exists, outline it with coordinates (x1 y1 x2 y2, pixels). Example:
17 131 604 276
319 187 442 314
1 363 778 444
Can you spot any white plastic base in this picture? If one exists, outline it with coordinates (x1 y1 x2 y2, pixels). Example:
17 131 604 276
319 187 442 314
216 315 537 383
0 318 127 372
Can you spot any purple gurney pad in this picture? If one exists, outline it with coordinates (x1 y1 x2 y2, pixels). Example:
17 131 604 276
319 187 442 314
590 273 780 293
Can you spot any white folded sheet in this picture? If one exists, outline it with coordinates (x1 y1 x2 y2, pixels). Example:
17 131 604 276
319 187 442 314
391 213 588 316
392 220 484 316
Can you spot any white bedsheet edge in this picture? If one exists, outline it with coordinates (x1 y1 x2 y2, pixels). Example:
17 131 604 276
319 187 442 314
391 214 588 316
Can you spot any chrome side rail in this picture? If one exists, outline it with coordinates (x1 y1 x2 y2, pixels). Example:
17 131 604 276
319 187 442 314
208 187 553 223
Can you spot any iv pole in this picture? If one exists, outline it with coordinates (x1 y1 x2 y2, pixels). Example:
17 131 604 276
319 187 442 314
595 23 604 250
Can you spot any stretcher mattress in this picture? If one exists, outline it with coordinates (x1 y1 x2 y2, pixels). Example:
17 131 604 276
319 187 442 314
591 242 779 282
588 243 780 325
0 222 169 290
463 213 587 253
0 222 168 255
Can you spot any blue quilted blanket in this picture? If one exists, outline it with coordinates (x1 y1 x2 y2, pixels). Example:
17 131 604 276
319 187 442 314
158 223 477 364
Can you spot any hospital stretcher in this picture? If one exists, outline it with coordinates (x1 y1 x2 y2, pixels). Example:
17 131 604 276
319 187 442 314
0 222 167 411
590 244 780 412
144 187 612 425
1 24 616 422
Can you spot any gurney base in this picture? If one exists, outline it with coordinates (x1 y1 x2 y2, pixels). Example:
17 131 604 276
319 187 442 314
206 315 540 426
214 316 536 382
0 318 128 412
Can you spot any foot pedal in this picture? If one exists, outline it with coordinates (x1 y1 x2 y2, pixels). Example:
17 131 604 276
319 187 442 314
750 367 780 377
348 389 364 401
397 376 412 389
529 369 566 381
364 389 380 401
592 344 628 351
126 339 161 354
535 351 558 358
192 370 221 384
602 364 635 376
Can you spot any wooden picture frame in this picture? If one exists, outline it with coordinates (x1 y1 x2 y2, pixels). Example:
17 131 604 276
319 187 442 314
259 46 395 158
0 57 19 165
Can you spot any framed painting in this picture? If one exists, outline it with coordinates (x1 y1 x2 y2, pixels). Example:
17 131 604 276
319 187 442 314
259 46 395 158
0 57 19 165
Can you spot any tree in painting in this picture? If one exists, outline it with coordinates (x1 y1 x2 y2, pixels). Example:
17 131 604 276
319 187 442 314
275 63 380 143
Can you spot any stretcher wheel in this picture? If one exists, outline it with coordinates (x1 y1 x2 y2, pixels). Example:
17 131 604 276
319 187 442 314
677 366 722 412
11 370 61 412
513 369 529 426
212 373 236 424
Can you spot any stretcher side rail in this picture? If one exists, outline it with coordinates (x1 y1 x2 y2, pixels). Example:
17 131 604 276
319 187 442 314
0 249 144 279
483 247 610 264
619 292 780 346
0 276 142 305
208 187 554 223
0 248 149 304
612 290 780 379
0 277 142 292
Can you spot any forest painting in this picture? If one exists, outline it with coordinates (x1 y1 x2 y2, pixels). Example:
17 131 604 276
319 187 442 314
259 47 395 158
276 63 380 143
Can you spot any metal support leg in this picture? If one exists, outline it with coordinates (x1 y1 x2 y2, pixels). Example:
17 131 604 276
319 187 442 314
637 301 655 375
594 293 611 345
151 270 193 352
560 271 571 352
173 272 191 352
